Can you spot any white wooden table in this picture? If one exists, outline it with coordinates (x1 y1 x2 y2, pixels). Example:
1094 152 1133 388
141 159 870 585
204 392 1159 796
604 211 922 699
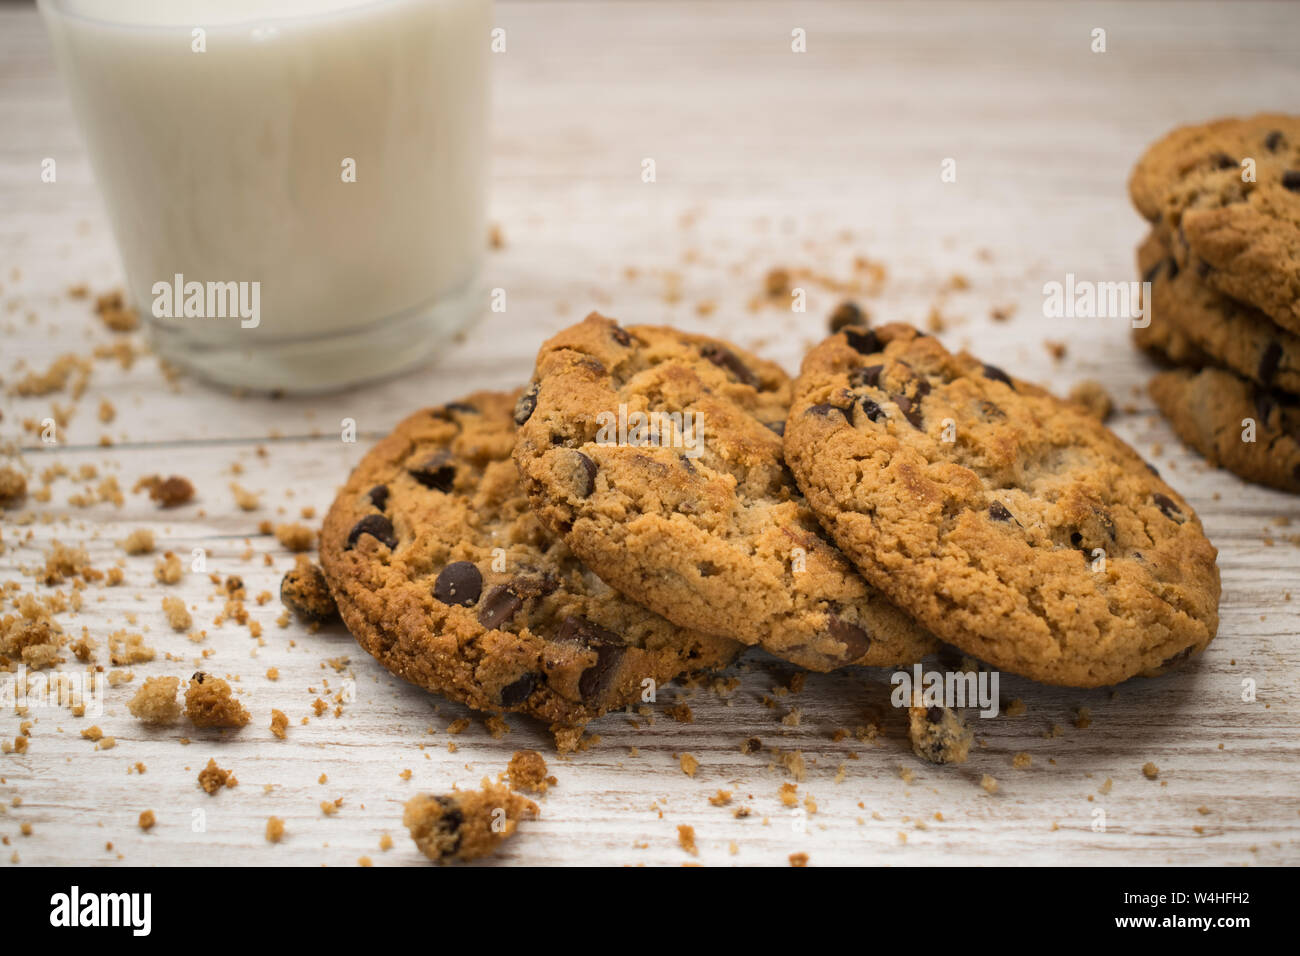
3 0 1299 866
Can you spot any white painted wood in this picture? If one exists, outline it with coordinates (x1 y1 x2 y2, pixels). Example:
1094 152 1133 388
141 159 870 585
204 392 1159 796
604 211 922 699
1 0 1298 866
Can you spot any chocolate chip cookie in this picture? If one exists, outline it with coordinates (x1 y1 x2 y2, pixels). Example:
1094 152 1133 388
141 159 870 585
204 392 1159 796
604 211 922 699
1128 114 1300 332
785 324 1220 687
512 312 937 672
319 390 741 747
1149 365 1300 494
1135 231 1300 394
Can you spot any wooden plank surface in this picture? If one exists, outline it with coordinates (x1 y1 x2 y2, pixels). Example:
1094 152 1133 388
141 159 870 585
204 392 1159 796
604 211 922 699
2 0 1299 866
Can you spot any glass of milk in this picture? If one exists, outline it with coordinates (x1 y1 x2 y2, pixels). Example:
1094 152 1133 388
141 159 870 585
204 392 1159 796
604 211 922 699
39 0 490 392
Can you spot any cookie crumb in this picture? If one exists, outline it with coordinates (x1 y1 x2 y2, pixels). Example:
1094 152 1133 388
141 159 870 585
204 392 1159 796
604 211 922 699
907 706 973 764
127 676 182 725
0 467 27 508
279 558 338 624
789 852 809 867
197 757 237 794
677 824 698 856
1142 761 1159 780
506 749 551 793
1068 380 1114 422
679 752 700 777
161 595 192 632
138 810 156 831
274 523 316 553
403 781 537 863
121 528 155 555
265 817 285 843
270 709 288 739
184 673 250 728
980 774 999 794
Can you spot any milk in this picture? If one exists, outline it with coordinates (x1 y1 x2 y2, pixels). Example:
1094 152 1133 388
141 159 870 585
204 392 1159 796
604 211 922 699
40 0 490 391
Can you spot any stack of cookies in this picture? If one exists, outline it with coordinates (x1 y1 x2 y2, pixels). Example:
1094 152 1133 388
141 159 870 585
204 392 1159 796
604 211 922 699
1129 113 1300 493
320 313 1221 757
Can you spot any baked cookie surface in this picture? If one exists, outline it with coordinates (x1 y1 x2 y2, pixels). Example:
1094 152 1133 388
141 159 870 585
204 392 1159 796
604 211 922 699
1150 365 1300 495
1128 113 1300 331
319 389 741 744
784 324 1220 687
1135 231 1300 394
512 312 936 672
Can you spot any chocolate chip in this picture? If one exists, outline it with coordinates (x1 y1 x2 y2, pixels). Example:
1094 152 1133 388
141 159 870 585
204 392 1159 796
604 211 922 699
806 403 847 419
499 672 539 707
610 324 632 346
1153 493 1181 520
914 379 932 399
850 364 884 388
578 643 625 703
409 451 456 492
978 400 1005 421
828 300 866 333
433 561 482 607
1283 170 1300 192
893 393 923 429
765 421 786 436
554 615 626 703
477 584 523 630
925 706 945 724
988 501 1013 522
855 397 887 424
555 614 623 648
1255 390 1277 425
1259 341 1282 385
367 484 389 510
827 615 871 663
437 401 479 417
192 671 207 684
982 364 1014 390
573 451 598 497
513 385 539 425
700 344 757 386
1160 645 1196 669
1265 130 1285 151
1211 152 1236 170
844 328 881 355
346 514 397 550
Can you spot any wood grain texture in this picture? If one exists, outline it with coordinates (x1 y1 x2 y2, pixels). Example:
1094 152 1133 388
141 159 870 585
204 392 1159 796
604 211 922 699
2 0 1299 866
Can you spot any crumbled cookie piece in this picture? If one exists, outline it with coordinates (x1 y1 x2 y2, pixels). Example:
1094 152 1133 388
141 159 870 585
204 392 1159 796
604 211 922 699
274 523 316 553
138 810 156 831
789 852 809 867
95 288 139 332
403 781 537 863
154 552 182 584
1068 380 1114 422
127 676 182 725
506 749 551 793
265 817 285 843
0 467 26 508
279 558 338 624
679 753 700 777
137 474 195 508
184 673 251 728
197 758 237 794
161 596 192 632
270 709 288 739
980 774 999 794
1142 761 1160 780
121 528 155 555
907 706 973 764
677 824 698 856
